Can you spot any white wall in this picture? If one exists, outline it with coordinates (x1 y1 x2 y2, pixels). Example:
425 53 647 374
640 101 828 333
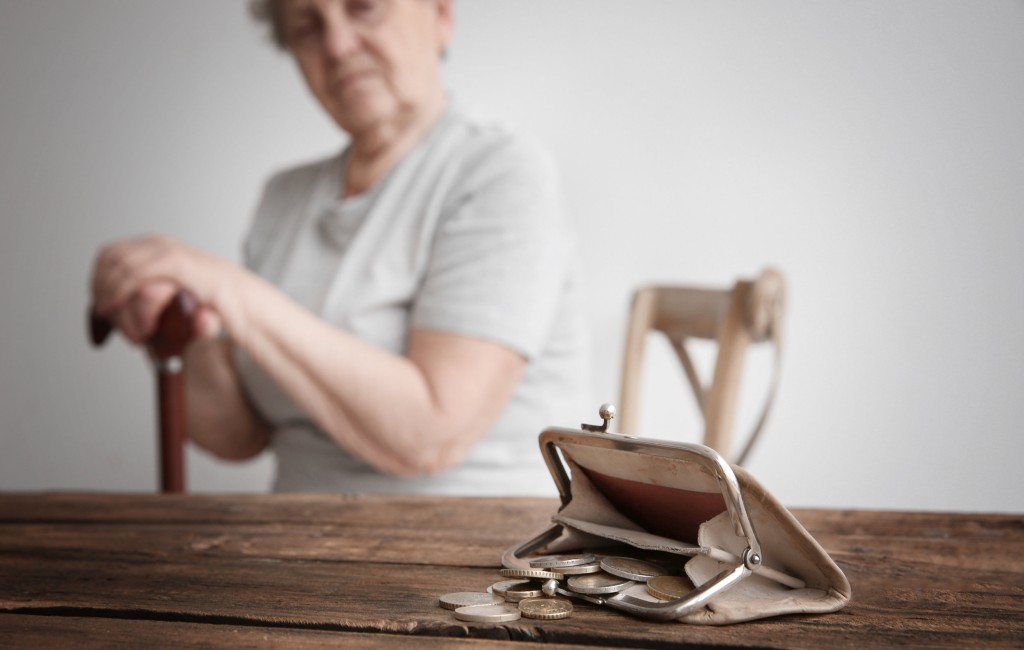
1 1 1021 512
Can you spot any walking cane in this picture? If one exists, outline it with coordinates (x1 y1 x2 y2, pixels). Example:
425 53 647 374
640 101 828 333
89 291 197 493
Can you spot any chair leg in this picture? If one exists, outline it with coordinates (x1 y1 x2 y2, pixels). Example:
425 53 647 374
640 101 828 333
702 282 754 460
618 287 658 433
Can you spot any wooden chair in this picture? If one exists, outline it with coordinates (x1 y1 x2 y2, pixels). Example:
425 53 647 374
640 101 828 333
617 268 785 465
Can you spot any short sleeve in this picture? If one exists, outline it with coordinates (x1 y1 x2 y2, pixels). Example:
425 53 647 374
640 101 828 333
411 134 571 359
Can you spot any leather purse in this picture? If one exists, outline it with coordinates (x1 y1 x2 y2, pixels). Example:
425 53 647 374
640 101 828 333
502 407 851 624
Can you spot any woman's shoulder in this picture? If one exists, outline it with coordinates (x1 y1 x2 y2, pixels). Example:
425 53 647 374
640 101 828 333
437 105 559 185
261 151 343 199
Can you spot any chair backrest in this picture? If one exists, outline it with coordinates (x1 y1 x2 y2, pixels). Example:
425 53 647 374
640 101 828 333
617 268 785 464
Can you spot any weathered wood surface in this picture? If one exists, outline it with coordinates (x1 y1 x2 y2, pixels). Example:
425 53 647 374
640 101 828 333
0 613 609 650
1 493 1021 648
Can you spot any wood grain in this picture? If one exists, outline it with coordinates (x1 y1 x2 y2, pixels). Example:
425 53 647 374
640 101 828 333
1 493 1021 648
0 614 609 649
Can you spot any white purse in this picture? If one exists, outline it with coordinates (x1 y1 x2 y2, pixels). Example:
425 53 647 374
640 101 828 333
503 408 851 624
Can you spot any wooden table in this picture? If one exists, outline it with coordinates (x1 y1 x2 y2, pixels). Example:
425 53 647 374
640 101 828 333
0 493 1021 648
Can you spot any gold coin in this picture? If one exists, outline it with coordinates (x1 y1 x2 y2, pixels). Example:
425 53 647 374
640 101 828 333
439 592 504 611
499 568 564 581
453 603 522 623
566 572 635 595
599 556 667 582
503 583 545 602
491 579 532 596
646 575 694 601
518 597 574 620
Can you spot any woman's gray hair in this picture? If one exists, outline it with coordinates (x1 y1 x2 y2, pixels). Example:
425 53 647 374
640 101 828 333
250 1 451 56
250 0 288 49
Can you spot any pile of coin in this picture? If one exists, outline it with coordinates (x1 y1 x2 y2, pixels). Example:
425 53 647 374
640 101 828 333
438 551 695 623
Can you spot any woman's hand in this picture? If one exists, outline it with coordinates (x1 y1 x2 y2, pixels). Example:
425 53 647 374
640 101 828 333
90 234 270 459
90 235 230 345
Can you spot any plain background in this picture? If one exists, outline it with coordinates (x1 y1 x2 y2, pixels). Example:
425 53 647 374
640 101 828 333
1 1 1021 511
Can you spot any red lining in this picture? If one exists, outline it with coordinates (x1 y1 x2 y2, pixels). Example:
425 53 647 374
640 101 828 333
584 468 727 544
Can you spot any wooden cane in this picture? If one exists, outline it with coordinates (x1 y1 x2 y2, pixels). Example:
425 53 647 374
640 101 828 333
89 291 197 493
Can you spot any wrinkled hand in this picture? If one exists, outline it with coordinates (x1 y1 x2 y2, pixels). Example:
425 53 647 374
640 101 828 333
90 235 233 345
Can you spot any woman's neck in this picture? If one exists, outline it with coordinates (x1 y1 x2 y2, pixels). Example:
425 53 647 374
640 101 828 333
341 90 447 198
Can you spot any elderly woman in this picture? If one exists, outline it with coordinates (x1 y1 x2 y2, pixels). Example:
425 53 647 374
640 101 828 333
89 0 588 494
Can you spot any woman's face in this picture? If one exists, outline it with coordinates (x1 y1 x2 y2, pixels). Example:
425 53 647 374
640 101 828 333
281 0 453 137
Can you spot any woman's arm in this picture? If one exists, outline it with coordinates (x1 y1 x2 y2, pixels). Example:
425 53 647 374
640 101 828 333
233 279 526 475
184 337 271 461
90 235 524 475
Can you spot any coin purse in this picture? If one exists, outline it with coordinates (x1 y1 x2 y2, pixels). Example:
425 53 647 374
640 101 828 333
502 414 851 624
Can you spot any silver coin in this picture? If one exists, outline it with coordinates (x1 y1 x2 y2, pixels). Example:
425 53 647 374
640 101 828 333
439 591 504 611
490 579 532 596
528 553 597 569
646 575 693 601
555 586 609 605
453 603 522 623
499 568 564 581
541 578 559 596
599 556 667 582
567 572 636 595
557 561 603 575
518 597 574 620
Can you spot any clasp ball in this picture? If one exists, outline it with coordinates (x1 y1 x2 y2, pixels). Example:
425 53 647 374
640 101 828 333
599 403 616 422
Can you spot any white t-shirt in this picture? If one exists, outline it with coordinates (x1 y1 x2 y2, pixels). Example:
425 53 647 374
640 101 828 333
234 104 589 495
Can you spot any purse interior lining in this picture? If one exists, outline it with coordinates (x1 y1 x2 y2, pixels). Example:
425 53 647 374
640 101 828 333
557 441 727 546
583 468 726 544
